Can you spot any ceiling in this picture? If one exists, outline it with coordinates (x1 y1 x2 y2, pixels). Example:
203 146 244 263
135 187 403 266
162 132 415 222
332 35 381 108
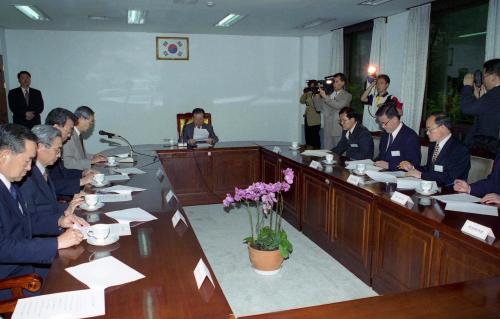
0 0 433 37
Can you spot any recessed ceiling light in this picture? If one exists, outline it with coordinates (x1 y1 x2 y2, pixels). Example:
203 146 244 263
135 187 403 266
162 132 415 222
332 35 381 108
215 13 245 27
88 15 111 21
128 9 147 24
358 0 393 6
207 1 215 7
12 5 50 21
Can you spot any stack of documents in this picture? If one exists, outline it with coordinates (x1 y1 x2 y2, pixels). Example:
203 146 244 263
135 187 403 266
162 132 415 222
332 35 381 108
366 171 397 183
300 149 332 157
345 159 382 172
432 193 498 216
105 174 130 182
105 207 158 224
97 192 132 202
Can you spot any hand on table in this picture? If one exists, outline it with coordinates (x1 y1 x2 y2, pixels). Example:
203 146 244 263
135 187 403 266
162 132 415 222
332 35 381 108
57 229 84 249
480 193 500 205
375 161 389 170
58 214 89 228
398 161 414 171
453 179 470 193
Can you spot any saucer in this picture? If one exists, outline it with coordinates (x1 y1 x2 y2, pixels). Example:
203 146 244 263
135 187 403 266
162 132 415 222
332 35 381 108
289 146 301 150
80 202 105 211
87 234 119 246
321 160 336 165
353 169 366 175
415 187 437 196
91 180 110 187
106 162 119 167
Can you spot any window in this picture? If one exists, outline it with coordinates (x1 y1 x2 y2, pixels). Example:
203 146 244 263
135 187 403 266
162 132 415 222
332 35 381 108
424 0 488 140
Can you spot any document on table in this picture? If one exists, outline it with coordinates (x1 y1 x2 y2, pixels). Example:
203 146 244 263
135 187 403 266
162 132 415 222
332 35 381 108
99 185 146 194
65 256 145 290
432 193 481 203
105 207 158 223
345 159 374 165
74 223 131 239
345 163 383 171
105 174 131 182
445 201 498 217
300 149 331 157
112 167 146 175
12 288 105 319
396 177 421 189
97 193 132 203
366 171 397 183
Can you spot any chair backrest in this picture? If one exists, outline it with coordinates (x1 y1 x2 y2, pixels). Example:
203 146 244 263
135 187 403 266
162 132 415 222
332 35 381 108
373 136 380 159
176 112 212 136
468 155 494 183
420 145 428 166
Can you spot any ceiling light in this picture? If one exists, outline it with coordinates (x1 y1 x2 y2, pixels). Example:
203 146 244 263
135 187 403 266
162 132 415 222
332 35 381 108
88 15 111 21
128 9 147 24
458 31 486 38
358 0 393 6
215 13 245 27
12 5 50 21
297 18 334 29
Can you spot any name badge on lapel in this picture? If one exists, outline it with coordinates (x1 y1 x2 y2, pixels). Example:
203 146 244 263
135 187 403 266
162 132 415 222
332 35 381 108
350 144 359 148
434 165 443 172
391 150 400 157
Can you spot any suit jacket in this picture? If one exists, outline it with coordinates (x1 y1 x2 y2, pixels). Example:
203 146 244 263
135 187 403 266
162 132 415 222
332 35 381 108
419 137 470 186
181 123 219 144
312 90 352 138
0 182 58 293
460 85 500 139
470 152 500 197
63 131 92 170
8 87 44 129
47 159 82 196
19 165 68 220
375 123 421 171
299 92 321 126
332 123 374 160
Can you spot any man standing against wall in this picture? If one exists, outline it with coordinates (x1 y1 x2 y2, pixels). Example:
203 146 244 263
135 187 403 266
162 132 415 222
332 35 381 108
8 71 44 129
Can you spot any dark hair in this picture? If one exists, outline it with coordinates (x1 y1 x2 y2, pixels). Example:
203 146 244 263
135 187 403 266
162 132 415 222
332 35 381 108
74 106 95 120
483 59 500 77
430 112 452 131
45 108 76 126
333 73 346 83
375 100 401 119
339 107 359 121
192 108 205 115
0 123 38 154
377 74 390 84
17 71 31 79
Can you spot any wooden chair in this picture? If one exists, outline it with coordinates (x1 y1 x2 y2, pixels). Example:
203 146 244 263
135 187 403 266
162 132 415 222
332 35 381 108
176 112 212 137
0 274 42 316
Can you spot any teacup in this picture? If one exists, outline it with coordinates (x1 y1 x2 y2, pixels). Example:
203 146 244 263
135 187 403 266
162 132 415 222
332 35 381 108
88 224 110 240
169 138 176 146
421 180 433 193
84 194 99 207
356 163 366 174
107 156 117 166
93 173 105 184
291 141 299 148
325 154 334 163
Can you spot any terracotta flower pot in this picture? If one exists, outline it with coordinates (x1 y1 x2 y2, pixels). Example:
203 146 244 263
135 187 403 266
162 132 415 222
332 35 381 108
248 244 284 275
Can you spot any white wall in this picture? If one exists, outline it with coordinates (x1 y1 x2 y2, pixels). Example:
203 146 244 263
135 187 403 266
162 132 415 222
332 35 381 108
5 30 302 153
384 11 409 99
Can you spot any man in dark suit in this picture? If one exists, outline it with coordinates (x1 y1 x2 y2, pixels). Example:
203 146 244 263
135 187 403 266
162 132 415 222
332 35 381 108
374 100 421 171
331 107 373 160
181 108 219 146
8 71 44 129
400 113 470 186
454 152 500 204
0 124 85 301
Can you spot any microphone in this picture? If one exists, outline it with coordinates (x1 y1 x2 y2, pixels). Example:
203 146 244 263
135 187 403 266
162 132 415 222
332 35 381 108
98 130 116 138
99 130 134 161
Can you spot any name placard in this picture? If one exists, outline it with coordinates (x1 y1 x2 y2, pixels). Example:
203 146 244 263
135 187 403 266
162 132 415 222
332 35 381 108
272 146 281 153
156 168 164 181
193 258 215 289
391 191 414 206
171 210 188 228
309 160 322 170
166 190 176 203
461 220 495 242
347 174 362 186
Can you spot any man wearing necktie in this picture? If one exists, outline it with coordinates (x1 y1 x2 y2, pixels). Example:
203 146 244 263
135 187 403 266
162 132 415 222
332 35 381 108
8 71 45 129
181 108 219 146
331 107 374 160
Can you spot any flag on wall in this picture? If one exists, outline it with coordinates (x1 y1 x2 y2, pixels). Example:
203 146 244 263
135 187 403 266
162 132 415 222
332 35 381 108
156 37 189 60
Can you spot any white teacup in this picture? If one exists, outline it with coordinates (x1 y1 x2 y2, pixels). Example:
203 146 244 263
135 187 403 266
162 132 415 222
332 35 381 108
356 163 366 173
93 173 105 184
421 180 433 193
291 141 299 149
88 224 110 240
107 156 117 165
84 194 99 207
325 154 334 163
169 138 176 146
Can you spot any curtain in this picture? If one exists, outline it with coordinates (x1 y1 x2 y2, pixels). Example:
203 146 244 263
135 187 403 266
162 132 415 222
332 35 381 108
330 28 344 74
486 0 500 60
400 4 431 133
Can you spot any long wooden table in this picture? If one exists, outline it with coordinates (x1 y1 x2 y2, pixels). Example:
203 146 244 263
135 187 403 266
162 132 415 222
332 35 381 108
40 142 500 318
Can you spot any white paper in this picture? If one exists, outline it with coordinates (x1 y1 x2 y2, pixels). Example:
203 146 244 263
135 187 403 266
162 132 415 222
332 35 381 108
105 174 131 182
171 210 188 228
105 207 158 223
345 159 374 165
97 193 132 203
445 202 498 216
99 185 146 194
396 177 421 189
366 171 397 183
193 128 209 140
65 256 145 290
12 289 105 319
385 171 407 178
193 259 215 289
300 149 332 157
345 163 382 172
432 193 481 203
114 153 129 158
112 167 146 175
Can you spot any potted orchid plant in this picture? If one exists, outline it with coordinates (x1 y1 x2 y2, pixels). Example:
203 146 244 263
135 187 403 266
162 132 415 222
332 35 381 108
223 168 294 274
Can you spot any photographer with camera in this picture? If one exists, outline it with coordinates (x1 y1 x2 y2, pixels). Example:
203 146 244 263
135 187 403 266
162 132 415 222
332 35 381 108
299 80 321 148
312 73 352 149
460 58 500 154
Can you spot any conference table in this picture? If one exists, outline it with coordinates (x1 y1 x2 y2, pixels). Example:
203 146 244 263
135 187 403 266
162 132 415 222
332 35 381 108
40 142 500 318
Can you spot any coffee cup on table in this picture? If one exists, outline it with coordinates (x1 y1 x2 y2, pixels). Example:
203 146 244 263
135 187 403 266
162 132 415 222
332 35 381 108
291 141 299 149
421 180 433 193
87 224 110 241
93 173 105 184
107 156 117 166
84 194 99 207
356 163 366 173
325 154 334 163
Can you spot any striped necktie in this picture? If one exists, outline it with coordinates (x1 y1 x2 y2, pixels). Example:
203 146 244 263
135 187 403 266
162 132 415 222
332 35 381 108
432 144 440 164
24 89 29 105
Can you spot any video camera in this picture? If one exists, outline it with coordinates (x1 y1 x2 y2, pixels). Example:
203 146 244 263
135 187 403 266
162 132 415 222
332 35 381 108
304 80 318 94
318 76 335 95
473 69 483 87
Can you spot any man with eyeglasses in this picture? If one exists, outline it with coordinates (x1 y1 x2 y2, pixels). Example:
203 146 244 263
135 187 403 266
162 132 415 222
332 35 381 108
399 113 470 186
331 107 373 160
374 100 420 171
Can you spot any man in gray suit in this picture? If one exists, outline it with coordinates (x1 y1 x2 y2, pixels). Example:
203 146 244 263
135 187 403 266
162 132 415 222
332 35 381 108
181 108 219 146
313 73 352 149
62 106 106 170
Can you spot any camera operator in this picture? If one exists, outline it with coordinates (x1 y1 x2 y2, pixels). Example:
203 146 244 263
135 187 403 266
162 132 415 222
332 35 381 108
312 73 352 149
461 58 500 154
299 80 321 148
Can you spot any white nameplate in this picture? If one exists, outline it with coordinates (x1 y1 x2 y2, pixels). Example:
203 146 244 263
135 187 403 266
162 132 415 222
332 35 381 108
171 210 188 228
347 174 362 186
461 220 495 242
193 258 215 289
390 191 414 206
350 144 359 148
434 165 443 172
391 150 400 156
156 168 164 180
309 160 322 170
166 190 176 203
272 146 281 153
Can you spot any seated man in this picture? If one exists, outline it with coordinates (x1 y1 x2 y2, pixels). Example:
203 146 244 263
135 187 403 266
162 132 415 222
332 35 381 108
63 106 106 170
181 108 219 146
0 124 86 301
454 152 500 204
400 113 470 186
45 108 94 196
19 125 84 220
331 107 373 160
374 100 421 171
